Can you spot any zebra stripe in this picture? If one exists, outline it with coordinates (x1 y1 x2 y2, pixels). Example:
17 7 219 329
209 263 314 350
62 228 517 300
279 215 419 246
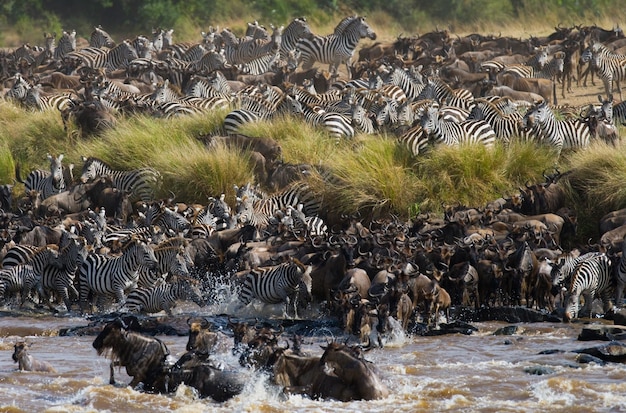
582 42 626 100
78 238 158 313
23 84 75 112
16 154 66 200
239 260 312 317
90 25 116 48
521 100 591 152
224 93 302 134
235 182 321 230
184 73 233 100
301 104 355 139
563 253 613 320
468 98 536 143
398 124 430 156
500 52 563 80
4 73 31 103
53 30 77 60
70 40 139 70
0 265 42 306
0 244 59 306
279 17 314 60
125 278 204 315
192 50 229 74
420 104 496 147
350 102 375 134
39 236 88 310
381 65 425 101
79 157 161 202
221 25 282 66
296 15 376 76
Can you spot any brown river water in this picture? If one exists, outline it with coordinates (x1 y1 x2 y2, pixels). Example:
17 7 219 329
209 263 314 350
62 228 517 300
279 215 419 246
0 295 625 413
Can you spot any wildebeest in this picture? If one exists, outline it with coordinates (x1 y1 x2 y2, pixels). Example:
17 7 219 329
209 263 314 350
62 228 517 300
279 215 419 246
92 316 170 389
310 342 389 401
166 350 245 402
186 317 219 355
12 341 56 373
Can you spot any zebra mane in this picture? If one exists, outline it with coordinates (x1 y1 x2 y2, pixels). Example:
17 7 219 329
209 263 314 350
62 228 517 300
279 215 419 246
81 156 110 170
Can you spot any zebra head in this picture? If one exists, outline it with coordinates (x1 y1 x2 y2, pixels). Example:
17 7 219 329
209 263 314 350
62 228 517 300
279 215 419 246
79 156 103 183
419 104 440 135
520 100 547 130
151 28 164 53
119 40 140 66
5 73 32 102
356 17 377 41
288 17 314 42
47 153 65 190
599 94 614 124
127 238 158 269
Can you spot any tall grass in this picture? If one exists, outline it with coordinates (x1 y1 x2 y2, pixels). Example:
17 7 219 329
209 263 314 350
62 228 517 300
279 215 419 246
560 141 626 239
4 96 626 243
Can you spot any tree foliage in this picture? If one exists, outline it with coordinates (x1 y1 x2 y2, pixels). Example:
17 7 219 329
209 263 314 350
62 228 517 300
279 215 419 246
1 0 619 38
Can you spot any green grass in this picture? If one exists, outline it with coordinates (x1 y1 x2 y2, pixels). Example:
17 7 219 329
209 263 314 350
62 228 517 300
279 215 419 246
4 98 626 244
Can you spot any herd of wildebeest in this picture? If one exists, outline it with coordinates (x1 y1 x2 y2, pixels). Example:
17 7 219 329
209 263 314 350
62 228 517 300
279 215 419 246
3 16 626 402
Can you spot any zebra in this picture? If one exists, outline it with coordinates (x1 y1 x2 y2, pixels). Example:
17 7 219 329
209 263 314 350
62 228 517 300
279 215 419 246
235 181 321 233
416 78 475 111
90 25 116 48
0 265 43 307
15 153 66 200
563 253 614 321
467 98 537 144
582 42 626 100
221 25 282 66
379 64 425 102
4 73 32 104
39 235 88 310
142 204 192 236
70 40 139 70
224 92 302 134
192 50 230 74
79 156 161 202
398 124 430 157
238 51 281 76
125 277 204 315
550 251 604 289
279 17 314 60
350 101 375 134
614 99 626 127
296 15 376 77
239 259 312 318
184 73 233 100
136 244 191 289
420 103 496 147
0 244 60 306
521 99 591 152
78 237 158 313
301 103 355 140
22 84 75 112
53 30 77 60
500 51 564 80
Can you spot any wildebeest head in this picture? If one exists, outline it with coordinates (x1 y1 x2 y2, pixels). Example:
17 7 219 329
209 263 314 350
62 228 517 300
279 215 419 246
92 315 141 355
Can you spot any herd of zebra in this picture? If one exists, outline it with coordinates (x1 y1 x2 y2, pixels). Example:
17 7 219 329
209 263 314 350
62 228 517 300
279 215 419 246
2 18 626 151
3 19 626 330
